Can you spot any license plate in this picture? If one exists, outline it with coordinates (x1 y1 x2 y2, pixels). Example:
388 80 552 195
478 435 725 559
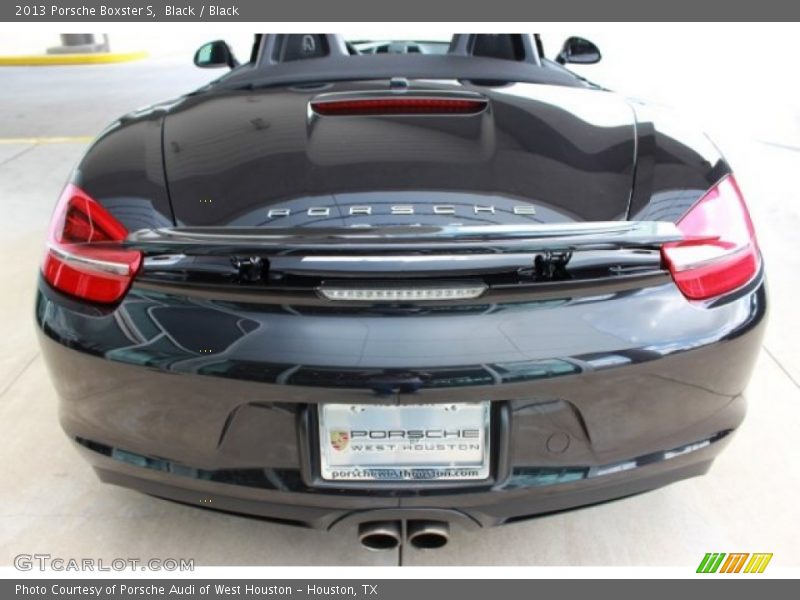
318 402 490 482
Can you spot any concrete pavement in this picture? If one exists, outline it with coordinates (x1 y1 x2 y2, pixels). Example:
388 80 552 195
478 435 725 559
1 55 798 567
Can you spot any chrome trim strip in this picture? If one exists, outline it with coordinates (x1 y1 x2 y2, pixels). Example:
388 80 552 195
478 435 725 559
128 222 683 254
139 222 654 241
47 244 130 276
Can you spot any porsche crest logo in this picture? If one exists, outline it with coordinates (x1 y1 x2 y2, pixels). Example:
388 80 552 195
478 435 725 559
330 431 350 451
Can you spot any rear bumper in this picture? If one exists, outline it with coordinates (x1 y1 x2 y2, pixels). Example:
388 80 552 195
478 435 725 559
36 273 767 529
85 435 723 530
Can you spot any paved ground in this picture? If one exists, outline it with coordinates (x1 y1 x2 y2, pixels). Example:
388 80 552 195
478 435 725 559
1 55 799 567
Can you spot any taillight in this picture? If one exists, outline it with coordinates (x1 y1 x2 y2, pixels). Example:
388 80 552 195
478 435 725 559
42 183 141 303
661 175 760 300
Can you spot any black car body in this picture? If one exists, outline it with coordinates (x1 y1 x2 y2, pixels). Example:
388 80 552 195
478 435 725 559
36 35 766 549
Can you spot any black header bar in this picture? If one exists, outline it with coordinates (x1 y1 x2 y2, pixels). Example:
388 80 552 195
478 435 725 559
3 0 800 22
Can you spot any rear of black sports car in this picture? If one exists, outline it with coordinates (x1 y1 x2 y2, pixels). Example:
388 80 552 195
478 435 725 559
35 36 766 549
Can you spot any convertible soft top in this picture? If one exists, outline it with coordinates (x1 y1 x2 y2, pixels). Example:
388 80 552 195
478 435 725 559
212 34 590 91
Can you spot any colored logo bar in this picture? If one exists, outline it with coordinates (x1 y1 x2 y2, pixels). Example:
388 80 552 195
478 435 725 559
697 553 773 573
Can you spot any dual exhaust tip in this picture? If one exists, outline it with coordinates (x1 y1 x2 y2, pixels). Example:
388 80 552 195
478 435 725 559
358 520 449 551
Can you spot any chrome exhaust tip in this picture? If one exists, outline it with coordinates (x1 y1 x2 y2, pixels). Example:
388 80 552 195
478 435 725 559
358 521 402 551
407 520 450 549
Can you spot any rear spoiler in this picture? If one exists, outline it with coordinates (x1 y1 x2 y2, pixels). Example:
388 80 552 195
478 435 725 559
125 222 683 256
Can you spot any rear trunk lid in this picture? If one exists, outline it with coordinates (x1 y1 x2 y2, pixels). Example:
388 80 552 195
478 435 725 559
162 81 637 228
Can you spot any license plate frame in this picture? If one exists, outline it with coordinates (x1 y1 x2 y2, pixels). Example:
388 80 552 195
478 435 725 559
317 402 491 482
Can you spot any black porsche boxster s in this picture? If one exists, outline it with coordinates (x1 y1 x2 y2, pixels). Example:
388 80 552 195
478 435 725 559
36 34 766 550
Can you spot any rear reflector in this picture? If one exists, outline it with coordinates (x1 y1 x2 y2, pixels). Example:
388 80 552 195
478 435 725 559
42 183 141 304
661 175 760 300
310 97 488 116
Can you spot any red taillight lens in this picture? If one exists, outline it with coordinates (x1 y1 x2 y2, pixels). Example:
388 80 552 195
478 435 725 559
42 184 141 304
310 97 488 116
661 175 760 300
